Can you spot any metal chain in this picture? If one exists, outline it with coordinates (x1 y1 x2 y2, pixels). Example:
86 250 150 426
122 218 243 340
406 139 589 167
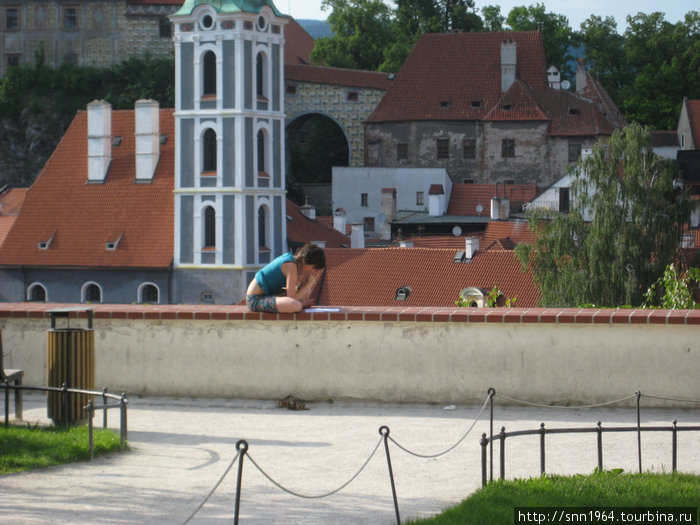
494 393 639 409
182 451 240 525
245 435 384 499
640 393 700 404
387 394 491 459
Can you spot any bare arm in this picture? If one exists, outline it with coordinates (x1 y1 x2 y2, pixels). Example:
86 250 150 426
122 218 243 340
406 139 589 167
281 262 299 299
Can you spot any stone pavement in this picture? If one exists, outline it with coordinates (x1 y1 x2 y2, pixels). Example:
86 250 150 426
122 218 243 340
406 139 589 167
1 393 699 524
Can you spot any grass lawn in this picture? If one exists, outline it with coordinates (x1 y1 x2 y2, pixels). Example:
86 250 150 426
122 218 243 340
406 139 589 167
0 424 124 474
405 471 700 524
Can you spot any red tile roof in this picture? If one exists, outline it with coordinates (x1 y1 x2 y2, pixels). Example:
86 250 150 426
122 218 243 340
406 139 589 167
0 110 175 269
482 220 535 246
650 130 679 148
284 19 314 65
576 66 627 130
317 247 540 307
286 200 350 248
285 64 394 90
367 31 548 123
367 31 619 137
0 188 27 249
446 184 537 216
685 99 700 148
408 236 475 250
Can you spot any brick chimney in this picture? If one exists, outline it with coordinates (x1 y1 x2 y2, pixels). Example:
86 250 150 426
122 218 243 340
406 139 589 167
501 39 517 93
135 99 160 183
87 100 112 183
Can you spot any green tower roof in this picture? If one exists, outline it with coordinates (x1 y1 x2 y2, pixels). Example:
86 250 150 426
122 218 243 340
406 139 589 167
174 0 288 18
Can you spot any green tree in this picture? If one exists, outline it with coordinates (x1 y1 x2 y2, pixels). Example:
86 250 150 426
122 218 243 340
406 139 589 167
505 3 576 77
311 0 394 70
618 11 700 129
516 123 690 307
576 15 627 102
481 5 505 31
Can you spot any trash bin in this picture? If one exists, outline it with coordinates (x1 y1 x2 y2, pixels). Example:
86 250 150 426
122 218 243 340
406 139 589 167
47 308 94 425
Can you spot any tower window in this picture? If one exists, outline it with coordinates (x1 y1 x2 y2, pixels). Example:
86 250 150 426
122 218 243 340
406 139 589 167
256 52 268 100
257 130 266 174
258 207 267 248
203 206 216 248
203 51 216 96
203 129 217 172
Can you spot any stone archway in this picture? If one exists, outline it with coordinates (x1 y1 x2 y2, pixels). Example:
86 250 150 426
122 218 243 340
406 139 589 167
286 112 349 211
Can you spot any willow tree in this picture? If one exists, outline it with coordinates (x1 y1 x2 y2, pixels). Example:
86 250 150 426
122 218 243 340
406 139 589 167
516 123 690 307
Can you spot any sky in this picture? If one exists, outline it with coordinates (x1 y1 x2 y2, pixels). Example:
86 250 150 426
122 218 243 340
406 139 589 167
282 0 696 31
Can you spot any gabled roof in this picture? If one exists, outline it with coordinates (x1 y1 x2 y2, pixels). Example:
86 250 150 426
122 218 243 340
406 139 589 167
484 79 549 122
317 247 540 307
446 184 537 217
650 130 679 148
366 31 619 137
286 200 350 248
0 188 27 249
0 110 175 269
575 66 627 130
285 64 394 90
284 19 314 65
684 99 700 148
367 31 548 123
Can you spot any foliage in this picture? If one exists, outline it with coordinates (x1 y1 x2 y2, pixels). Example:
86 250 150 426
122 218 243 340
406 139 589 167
405 472 700 524
644 264 700 309
455 284 516 307
311 0 395 71
505 3 576 77
0 55 174 187
0 424 123 474
516 123 690 308
577 10 700 130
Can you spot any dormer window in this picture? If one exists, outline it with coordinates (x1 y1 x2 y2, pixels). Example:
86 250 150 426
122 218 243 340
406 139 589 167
106 233 123 251
568 107 580 116
394 286 411 301
502 104 512 111
471 101 482 108
38 233 54 250
440 101 450 109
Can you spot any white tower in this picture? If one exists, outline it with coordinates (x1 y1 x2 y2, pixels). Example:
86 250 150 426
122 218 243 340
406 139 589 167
170 0 289 303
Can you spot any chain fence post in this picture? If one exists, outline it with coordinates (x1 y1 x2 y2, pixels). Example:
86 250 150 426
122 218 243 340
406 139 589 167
102 387 108 429
120 393 128 449
539 423 546 475
86 400 94 460
3 381 8 427
636 390 642 473
499 426 506 480
379 426 400 525
672 420 678 472
480 433 488 487
234 440 248 525
488 387 495 482
596 421 603 471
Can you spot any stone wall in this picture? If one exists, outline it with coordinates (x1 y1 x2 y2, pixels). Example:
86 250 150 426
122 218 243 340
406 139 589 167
1 302 698 407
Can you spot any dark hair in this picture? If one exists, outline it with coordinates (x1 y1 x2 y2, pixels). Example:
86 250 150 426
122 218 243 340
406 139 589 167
295 243 325 270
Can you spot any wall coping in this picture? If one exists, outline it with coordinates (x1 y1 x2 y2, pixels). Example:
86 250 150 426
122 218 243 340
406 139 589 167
0 303 698 325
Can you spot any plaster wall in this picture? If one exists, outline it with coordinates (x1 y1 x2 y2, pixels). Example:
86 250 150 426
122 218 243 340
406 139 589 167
1 305 698 407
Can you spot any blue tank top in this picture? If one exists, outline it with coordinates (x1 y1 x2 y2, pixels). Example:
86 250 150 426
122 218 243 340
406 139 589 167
254 252 295 295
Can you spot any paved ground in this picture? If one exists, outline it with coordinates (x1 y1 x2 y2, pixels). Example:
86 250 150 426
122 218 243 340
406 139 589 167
1 393 700 524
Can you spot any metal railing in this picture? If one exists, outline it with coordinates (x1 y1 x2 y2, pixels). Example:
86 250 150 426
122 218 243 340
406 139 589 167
480 388 700 486
1 382 128 458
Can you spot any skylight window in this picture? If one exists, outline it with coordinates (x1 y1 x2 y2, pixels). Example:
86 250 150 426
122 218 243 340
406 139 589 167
394 286 411 301
471 101 482 108
502 104 512 111
38 233 55 250
568 107 580 116
440 101 450 109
